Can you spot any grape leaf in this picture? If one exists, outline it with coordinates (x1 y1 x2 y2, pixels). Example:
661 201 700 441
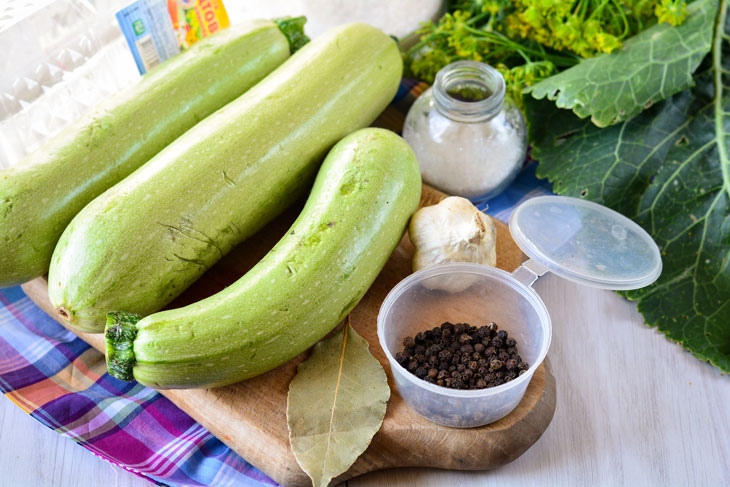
526 0 717 128
527 1 730 372
287 324 390 487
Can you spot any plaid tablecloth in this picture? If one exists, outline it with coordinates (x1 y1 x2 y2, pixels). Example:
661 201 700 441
0 79 552 486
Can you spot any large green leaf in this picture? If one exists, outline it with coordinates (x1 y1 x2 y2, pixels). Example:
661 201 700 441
527 0 730 372
526 0 717 128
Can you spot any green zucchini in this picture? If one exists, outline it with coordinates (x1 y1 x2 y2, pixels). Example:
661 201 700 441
49 23 403 332
0 19 297 288
106 128 421 388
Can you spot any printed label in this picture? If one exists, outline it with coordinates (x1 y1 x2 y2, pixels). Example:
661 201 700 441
116 0 181 74
168 0 230 50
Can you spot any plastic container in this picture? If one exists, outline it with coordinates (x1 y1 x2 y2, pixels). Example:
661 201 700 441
378 195 662 427
379 263 550 427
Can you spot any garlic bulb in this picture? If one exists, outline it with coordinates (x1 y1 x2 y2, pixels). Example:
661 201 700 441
408 196 497 292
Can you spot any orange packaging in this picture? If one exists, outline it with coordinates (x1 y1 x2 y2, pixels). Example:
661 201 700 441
167 0 230 49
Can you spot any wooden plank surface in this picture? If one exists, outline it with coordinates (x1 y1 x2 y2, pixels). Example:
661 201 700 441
5 275 729 486
20 184 557 486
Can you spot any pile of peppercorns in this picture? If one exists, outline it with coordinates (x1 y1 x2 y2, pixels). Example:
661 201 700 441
395 322 529 390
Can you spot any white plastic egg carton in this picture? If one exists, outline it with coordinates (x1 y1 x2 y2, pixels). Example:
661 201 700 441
0 0 138 168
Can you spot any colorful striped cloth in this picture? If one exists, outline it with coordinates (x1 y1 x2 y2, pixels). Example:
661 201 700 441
0 79 551 487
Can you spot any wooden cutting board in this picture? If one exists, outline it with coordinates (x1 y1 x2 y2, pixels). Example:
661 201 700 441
22 184 556 487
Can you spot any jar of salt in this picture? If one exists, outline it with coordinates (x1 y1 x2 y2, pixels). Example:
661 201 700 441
403 61 527 203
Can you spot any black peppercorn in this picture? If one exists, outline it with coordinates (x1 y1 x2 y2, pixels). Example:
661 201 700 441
476 326 490 340
396 321 529 391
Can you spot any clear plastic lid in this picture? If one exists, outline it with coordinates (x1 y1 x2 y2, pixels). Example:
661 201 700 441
509 196 662 290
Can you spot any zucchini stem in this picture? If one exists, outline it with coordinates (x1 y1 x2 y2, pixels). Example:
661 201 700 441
274 16 310 53
105 311 142 381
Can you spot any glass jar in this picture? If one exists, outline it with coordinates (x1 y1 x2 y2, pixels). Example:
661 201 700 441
403 61 527 203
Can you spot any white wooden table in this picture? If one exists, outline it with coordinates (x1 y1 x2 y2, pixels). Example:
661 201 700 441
2 274 729 486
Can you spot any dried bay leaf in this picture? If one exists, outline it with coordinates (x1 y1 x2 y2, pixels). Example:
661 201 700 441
287 323 390 487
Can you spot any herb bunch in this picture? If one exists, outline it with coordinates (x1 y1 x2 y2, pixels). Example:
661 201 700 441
404 4 578 109
505 0 689 57
404 0 689 107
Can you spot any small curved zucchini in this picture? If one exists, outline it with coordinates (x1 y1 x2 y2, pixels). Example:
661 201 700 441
50 22 402 333
106 128 422 389
0 19 294 287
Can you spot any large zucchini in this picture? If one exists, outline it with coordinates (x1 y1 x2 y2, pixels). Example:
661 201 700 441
0 19 295 287
106 128 421 388
49 23 403 332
